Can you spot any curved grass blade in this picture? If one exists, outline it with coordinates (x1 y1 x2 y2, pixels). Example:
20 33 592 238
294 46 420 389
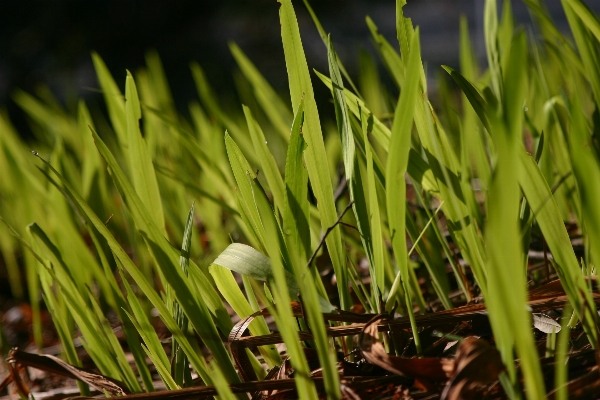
442 66 490 133
212 243 298 296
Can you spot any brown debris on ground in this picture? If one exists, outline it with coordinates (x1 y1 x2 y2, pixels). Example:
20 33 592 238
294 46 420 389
2 278 600 399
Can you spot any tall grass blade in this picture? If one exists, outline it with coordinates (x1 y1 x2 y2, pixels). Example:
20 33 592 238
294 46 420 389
278 0 350 310
283 101 342 399
171 204 195 387
125 72 166 235
385 29 422 352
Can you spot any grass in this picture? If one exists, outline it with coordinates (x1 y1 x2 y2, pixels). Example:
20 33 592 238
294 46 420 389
1 0 600 399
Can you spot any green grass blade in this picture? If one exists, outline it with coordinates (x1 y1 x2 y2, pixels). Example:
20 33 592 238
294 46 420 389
396 0 415 60
125 71 166 235
209 264 280 369
124 282 179 391
33 146 235 385
567 84 600 309
27 222 141 391
554 304 572 400
261 202 318 400
518 152 597 345
315 71 439 195
171 203 194 387
89 127 232 330
278 0 350 310
230 43 293 140
301 0 361 97
360 110 385 297
565 0 600 43
283 99 311 263
442 66 491 133
484 32 545 398
328 37 376 299
366 17 404 88
243 106 285 215
484 0 503 101
91 52 127 145
385 29 422 352
283 95 341 398
2 218 90 396
562 0 600 110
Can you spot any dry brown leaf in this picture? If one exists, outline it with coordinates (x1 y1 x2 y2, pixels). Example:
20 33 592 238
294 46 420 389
4 348 129 396
359 315 448 382
441 337 504 400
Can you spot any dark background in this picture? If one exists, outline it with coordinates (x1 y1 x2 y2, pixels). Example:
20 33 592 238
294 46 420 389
1 0 599 135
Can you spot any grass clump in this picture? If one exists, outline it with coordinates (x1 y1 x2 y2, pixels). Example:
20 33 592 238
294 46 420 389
1 0 600 399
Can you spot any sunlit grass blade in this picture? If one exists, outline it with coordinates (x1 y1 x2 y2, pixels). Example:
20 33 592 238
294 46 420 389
209 264 280 371
564 0 600 43
282 98 310 265
282 97 341 398
484 0 503 101
32 145 236 385
519 152 598 344
260 200 318 400
366 17 404 88
230 42 292 140
225 132 270 251
553 304 572 400
125 72 166 235
562 0 600 110
301 0 361 97
385 28 422 352
278 0 350 311
171 203 195 387
123 281 178 391
27 222 142 392
243 106 285 214
360 110 386 300
1 217 90 396
484 31 545 398
91 52 127 144
328 37 376 300
566 82 600 314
